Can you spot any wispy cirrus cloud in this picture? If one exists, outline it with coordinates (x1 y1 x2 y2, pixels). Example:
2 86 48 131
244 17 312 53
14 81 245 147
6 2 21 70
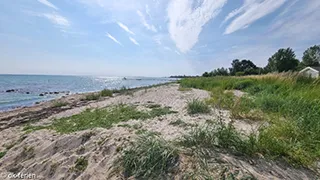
137 10 157 32
37 0 58 10
167 0 227 53
42 13 70 27
129 37 140 46
224 0 287 34
269 0 320 41
106 33 122 46
117 22 135 35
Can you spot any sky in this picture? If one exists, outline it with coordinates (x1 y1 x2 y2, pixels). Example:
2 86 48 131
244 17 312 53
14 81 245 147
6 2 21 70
0 0 319 77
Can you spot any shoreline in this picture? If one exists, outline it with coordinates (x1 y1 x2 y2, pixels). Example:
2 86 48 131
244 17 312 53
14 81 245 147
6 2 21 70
0 82 176 130
0 81 176 114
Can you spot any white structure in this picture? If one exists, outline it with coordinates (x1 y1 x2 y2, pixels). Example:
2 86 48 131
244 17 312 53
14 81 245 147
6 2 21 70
299 66 320 78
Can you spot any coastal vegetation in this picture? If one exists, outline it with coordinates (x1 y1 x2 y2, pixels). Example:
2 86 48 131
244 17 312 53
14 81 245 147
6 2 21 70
187 99 210 114
180 73 320 167
33 104 177 133
117 135 178 179
203 45 320 77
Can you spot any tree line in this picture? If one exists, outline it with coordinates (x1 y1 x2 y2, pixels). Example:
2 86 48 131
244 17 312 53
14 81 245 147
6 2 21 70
203 45 320 77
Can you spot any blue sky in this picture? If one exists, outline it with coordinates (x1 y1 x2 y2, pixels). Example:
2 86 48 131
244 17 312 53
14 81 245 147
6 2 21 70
1 0 319 77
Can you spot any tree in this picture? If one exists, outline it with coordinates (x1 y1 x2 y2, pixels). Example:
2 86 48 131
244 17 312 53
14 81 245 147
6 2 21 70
202 72 210 77
229 59 258 75
265 48 299 72
302 45 320 67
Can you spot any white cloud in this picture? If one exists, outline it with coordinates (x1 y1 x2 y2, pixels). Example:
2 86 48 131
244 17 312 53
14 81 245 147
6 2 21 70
37 0 58 10
167 0 227 53
106 33 122 46
42 13 70 27
269 1 320 41
224 0 287 34
164 46 171 51
117 22 135 35
129 37 140 46
175 50 181 55
137 10 157 32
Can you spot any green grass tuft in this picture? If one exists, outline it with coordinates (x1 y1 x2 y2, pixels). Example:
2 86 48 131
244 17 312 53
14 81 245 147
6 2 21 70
100 89 113 97
187 99 210 115
52 101 68 108
83 93 100 101
0 151 6 159
73 157 88 172
118 135 179 179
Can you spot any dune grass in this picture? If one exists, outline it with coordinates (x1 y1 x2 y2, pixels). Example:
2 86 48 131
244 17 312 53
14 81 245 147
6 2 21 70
100 89 113 97
50 105 176 133
187 99 211 115
117 135 179 179
0 151 6 159
179 73 320 167
52 101 68 108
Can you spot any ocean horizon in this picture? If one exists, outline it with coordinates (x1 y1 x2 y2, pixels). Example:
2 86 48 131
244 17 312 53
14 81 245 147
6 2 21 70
0 74 177 111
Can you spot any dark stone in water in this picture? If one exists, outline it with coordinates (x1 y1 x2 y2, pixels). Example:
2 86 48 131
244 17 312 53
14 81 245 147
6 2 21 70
26 92 30 94
35 102 40 104
39 93 44 96
6 89 15 92
54 92 59 94
49 92 54 94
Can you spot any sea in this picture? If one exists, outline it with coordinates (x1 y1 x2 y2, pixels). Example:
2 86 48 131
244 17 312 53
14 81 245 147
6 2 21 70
0 75 177 111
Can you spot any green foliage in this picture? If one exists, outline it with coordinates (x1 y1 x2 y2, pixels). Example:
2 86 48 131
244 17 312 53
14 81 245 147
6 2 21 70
230 59 259 76
179 75 320 166
50 105 176 133
100 89 113 97
187 99 211 114
52 101 68 108
203 67 229 77
302 45 320 67
118 135 178 179
73 157 88 172
83 93 100 101
266 48 299 72
23 124 48 134
0 151 6 159
178 86 192 91
180 122 258 156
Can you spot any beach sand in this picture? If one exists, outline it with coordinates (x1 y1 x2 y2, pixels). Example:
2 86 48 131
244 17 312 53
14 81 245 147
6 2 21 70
0 83 317 179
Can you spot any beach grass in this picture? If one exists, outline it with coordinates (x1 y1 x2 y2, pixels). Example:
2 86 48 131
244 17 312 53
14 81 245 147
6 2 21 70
52 101 68 108
50 105 177 133
117 135 179 179
179 73 320 166
187 99 211 115
100 89 113 97
0 151 6 159
73 157 88 172
83 93 100 101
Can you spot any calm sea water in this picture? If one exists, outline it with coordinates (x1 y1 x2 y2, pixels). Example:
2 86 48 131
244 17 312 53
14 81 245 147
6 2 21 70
0 75 177 111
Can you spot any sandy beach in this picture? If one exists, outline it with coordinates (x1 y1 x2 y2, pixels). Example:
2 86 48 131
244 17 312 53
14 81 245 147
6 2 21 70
0 83 318 180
